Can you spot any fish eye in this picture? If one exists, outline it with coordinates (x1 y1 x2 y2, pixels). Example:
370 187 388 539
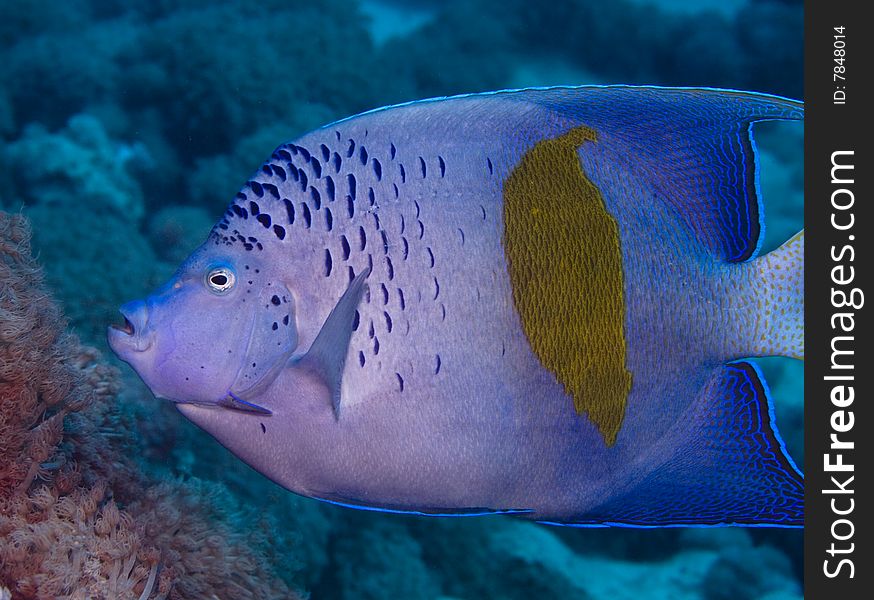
206 266 236 294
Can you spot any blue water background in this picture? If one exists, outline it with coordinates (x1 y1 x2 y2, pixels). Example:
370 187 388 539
0 0 803 597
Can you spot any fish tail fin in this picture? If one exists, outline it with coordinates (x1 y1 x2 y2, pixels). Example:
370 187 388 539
747 230 804 360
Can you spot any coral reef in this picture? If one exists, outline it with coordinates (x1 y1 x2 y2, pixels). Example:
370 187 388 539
2 16 135 133
117 1 377 157
0 212 297 599
0 115 166 346
329 520 441 600
0 214 85 502
303 513 802 599
2 114 148 220
378 0 801 102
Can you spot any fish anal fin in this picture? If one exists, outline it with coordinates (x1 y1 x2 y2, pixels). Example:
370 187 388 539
568 362 802 527
297 266 372 419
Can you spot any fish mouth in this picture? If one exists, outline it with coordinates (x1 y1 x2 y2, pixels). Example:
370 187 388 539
109 315 135 336
107 301 153 355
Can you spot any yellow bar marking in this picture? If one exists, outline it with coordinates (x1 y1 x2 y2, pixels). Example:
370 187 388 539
503 126 632 446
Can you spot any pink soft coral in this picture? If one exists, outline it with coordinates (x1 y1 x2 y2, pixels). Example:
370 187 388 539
0 212 298 599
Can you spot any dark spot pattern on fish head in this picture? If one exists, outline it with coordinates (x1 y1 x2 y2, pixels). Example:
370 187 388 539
209 131 461 398
139 135 445 410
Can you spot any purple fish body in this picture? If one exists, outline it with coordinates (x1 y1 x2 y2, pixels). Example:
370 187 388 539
110 86 804 526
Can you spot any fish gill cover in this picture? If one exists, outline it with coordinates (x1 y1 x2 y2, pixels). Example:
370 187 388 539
0 0 804 598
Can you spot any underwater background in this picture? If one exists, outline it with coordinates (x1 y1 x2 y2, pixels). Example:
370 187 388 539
0 0 803 598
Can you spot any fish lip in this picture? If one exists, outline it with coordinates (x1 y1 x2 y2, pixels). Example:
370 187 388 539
107 302 154 355
107 324 154 354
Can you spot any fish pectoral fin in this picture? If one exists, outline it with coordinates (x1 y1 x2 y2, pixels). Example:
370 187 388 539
216 392 273 415
297 266 372 419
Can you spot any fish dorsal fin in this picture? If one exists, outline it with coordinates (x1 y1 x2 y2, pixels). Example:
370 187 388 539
523 86 803 262
636 90 802 263
296 266 372 419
